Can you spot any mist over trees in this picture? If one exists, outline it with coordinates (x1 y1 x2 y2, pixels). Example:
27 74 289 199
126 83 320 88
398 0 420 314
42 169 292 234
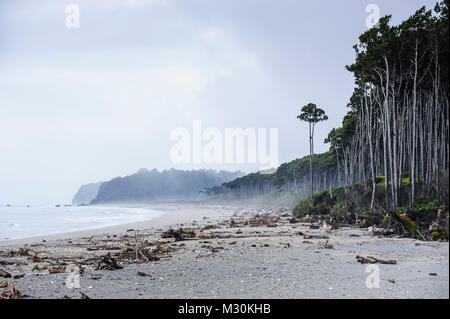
84 169 243 204
208 1 449 210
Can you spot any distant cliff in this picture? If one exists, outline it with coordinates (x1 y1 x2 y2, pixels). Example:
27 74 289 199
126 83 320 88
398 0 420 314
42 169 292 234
82 169 243 205
72 182 103 206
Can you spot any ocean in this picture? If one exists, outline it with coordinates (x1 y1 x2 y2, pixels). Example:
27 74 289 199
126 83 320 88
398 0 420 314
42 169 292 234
0 205 164 241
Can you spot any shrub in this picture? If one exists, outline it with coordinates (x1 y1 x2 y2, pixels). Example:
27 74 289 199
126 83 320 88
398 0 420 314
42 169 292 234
292 197 314 217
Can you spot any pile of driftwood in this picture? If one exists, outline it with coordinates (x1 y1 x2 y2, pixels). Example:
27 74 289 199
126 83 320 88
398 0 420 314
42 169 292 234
243 215 280 228
161 228 196 241
96 253 124 270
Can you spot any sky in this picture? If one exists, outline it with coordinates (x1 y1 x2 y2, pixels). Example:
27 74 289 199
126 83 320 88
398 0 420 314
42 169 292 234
0 0 438 204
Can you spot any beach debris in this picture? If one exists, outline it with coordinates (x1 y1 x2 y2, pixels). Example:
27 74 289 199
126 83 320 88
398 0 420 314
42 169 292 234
141 248 160 261
303 234 330 240
244 215 279 228
0 281 8 288
195 254 211 259
79 291 90 299
0 268 11 278
0 282 22 299
161 228 196 242
152 243 176 255
289 218 297 224
7 248 31 257
318 240 334 249
356 256 397 265
137 271 152 277
96 253 123 270
388 279 396 284
298 215 312 223
320 222 332 231
429 273 438 276
32 265 47 272
13 274 25 279
201 245 224 253
117 243 163 263
48 266 67 274
61 295 72 299
0 260 15 266
28 253 46 263
200 225 216 231
86 245 122 251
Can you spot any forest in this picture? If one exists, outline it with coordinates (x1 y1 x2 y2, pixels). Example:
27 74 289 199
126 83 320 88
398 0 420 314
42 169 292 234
205 1 449 239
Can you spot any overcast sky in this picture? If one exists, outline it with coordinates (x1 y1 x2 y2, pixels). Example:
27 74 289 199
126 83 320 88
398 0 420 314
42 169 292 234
0 0 437 204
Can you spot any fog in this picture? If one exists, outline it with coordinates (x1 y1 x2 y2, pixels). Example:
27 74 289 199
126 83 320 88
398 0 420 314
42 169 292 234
0 0 435 204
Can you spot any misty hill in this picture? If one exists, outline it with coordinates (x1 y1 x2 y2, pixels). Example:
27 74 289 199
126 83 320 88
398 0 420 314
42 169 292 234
72 182 103 206
85 168 243 205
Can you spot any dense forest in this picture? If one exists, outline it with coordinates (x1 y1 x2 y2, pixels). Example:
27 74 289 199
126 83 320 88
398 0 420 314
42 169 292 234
206 1 449 216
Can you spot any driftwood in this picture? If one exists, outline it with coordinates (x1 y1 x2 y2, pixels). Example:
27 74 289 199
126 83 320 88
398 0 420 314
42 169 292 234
356 256 397 265
137 271 152 277
0 268 11 278
0 282 22 299
79 291 90 299
318 240 334 249
47 266 67 274
303 234 330 240
96 253 123 270
161 228 196 241
141 248 159 261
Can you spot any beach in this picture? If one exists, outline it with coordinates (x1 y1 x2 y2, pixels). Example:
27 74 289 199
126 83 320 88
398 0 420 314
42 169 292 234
0 203 448 299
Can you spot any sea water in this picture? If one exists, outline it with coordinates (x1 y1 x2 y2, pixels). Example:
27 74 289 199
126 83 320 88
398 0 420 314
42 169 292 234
0 205 164 241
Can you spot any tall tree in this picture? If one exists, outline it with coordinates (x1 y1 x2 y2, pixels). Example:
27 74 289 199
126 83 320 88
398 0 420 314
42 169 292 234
298 103 328 198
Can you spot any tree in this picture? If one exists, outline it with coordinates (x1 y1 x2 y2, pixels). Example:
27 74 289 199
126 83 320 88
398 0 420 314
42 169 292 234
298 103 328 198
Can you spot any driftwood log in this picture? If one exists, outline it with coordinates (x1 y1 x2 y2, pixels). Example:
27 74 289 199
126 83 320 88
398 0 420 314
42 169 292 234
356 255 397 265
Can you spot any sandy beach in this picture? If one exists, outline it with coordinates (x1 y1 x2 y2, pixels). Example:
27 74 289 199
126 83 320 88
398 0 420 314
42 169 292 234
0 203 448 299
0 203 231 247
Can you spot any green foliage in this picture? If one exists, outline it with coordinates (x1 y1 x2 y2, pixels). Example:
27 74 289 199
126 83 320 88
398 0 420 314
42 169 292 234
414 199 439 212
331 202 350 216
395 206 407 215
292 179 449 241
297 103 328 124
292 197 314 217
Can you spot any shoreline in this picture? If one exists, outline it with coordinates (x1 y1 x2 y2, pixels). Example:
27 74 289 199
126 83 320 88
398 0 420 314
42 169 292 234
0 203 236 247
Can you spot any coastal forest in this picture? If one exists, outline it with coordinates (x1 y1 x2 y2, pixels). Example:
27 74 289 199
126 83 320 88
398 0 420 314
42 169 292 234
206 1 449 240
